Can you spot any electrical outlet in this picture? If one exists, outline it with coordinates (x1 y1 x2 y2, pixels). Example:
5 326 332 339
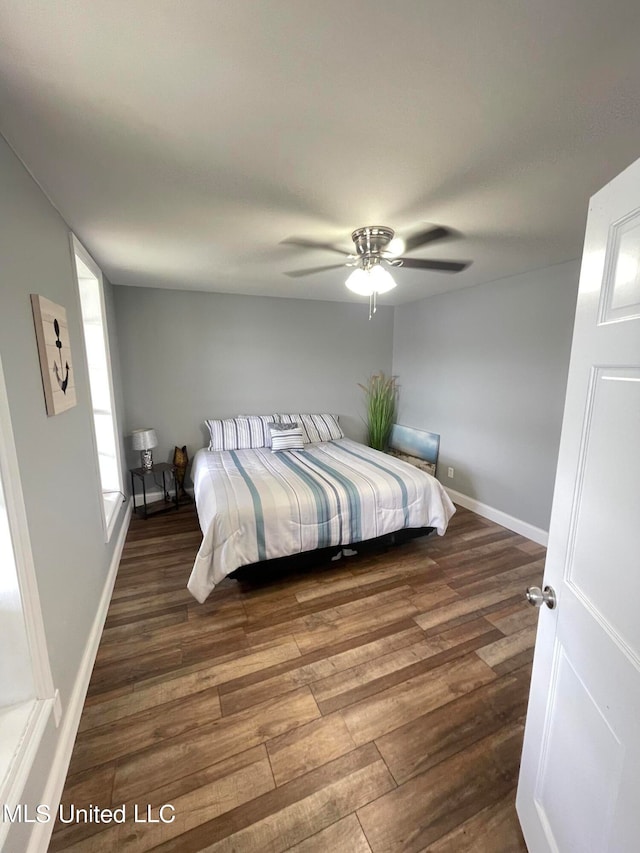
447 467 454 478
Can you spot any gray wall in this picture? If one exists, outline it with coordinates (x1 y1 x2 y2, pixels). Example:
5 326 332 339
0 134 128 847
113 285 394 471
393 260 579 531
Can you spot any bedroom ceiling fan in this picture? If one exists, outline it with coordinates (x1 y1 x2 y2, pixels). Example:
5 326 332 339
282 225 471 318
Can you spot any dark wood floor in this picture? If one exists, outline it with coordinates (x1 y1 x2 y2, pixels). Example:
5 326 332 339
49 503 544 852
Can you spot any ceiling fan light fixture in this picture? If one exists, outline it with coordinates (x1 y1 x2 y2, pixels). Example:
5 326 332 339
345 262 397 296
345 267 371 295
282 223 469 311
369 263 397 293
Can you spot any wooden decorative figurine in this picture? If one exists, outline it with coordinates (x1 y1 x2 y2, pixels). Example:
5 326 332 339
172 445 192 503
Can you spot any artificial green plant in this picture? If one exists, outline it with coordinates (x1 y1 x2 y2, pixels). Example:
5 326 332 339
358 372 398 451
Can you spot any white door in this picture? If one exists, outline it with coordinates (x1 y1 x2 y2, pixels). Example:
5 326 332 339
516 155 640 853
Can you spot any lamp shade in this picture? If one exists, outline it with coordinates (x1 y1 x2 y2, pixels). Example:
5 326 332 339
346 264 397 296
345 268 371 295
131 428 158 451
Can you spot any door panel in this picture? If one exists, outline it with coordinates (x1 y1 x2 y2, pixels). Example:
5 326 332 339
567 367 640 660
536 646 624 853
602 211 640 322
517 155 640 852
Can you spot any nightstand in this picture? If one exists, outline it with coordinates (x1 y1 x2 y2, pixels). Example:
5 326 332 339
130 462 179 519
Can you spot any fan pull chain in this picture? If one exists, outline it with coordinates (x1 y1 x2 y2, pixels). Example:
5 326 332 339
368 290 377 320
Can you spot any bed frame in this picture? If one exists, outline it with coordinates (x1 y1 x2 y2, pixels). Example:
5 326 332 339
229 525 436 583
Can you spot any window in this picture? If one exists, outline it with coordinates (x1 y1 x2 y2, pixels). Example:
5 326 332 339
71 236 123 541
0 352 57 847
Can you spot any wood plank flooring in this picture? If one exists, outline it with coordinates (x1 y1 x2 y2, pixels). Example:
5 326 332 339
49 504 544 852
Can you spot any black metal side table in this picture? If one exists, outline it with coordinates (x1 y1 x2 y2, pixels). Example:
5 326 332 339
130 462 179 519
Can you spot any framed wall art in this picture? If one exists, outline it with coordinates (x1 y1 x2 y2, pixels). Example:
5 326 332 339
30 294 77 416
389 423 440 464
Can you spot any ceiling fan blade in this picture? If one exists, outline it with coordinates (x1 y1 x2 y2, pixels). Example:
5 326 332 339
402 226 455 254
284 263 347 278
398 257 471 273
281 237 352 257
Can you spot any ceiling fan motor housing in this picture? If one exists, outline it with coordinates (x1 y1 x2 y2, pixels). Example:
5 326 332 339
351 226 395 257
282 223 469 278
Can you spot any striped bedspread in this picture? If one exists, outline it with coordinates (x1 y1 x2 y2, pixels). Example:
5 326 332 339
187 438 455 603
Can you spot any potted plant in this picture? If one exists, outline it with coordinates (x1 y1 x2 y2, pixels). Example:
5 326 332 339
359 372 398 451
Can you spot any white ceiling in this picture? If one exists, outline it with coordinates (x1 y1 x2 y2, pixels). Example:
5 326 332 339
1 0 640 305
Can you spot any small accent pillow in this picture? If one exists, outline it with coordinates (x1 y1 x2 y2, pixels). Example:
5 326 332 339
270 425 304 452
279 413 343 443
206 415 276 451
266 420 297 448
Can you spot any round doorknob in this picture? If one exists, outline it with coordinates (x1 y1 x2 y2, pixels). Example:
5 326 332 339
526 585 556 609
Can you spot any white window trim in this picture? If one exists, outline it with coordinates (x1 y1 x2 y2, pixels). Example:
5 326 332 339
70 234 124 543
0 351 58 847
0 356 56 704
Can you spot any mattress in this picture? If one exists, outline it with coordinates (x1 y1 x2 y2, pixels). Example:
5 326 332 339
187 438 455 603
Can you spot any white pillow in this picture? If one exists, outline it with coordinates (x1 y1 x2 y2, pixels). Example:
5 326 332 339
205 415 276 450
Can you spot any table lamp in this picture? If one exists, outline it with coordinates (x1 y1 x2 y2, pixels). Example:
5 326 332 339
131 428 158 471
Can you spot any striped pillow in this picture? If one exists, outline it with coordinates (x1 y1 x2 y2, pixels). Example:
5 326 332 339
277 414 312 442
266 421 297 448
270 426 304 452
279 413 343 443
303 413 344 442
206 415 276 450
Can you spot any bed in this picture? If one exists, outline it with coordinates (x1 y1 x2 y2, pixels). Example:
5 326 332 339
187 431 455 603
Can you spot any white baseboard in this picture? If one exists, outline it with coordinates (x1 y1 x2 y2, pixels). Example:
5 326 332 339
26 500 132 853
445 487 548 546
